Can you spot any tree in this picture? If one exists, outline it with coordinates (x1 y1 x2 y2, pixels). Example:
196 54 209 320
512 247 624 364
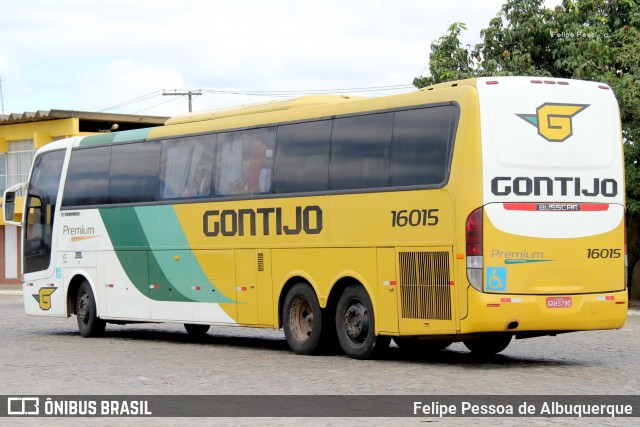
415 0 640 296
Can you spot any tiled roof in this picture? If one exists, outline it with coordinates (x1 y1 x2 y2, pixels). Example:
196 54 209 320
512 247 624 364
0 109 168 125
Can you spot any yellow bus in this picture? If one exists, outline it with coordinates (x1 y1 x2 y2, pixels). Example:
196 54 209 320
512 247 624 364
3 77 628 359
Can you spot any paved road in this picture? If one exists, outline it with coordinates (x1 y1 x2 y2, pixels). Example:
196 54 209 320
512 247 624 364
0 293 638 426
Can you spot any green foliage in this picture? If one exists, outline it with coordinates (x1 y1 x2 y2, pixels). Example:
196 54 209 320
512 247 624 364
414 0 640 215
413 23 475 88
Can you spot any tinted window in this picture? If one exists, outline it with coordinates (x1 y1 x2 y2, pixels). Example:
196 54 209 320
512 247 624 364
215 128 275 196
160 135 215 199
24 150 65 273
329 113 393 190
109 141 160 204
390 106 456 187
28 150 66 204
273 120 331 193
62 146 111 206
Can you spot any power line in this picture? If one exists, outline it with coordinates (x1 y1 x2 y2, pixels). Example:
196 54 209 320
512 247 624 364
97 90 163 113
99 83 415 115
200 84 414 96
131 95 183 115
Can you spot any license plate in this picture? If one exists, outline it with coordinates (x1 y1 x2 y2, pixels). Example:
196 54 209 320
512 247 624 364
546 296 572 308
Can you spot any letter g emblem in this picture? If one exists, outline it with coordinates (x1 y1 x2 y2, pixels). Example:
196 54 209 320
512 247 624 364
517 103 589 142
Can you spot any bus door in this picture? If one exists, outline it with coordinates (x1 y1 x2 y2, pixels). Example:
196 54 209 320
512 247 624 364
22 149 66 316
191 249 237 323
235 249 273 326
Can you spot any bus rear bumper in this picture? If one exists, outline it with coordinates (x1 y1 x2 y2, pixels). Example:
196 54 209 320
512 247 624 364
461 287 628 334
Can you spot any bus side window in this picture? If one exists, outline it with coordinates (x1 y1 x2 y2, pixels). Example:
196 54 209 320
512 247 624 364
109 141 161 204
160 135 215 199
62 146 111 207
273 120 331 194
26 195 43 244
329 113 393 190
216 128 275 196
216 133 243 196
390 106 457 187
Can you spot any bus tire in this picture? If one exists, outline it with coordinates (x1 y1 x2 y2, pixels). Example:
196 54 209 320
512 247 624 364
335 285 390 359
463 334 512 355
76 281 106 338
184 324 210 336
394 337 452 352
283 283 324 355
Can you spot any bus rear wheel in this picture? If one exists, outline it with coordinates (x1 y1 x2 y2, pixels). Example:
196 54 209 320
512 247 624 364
463 334 512 355
283 283 324 355
335 285 390 359
76 281 106 338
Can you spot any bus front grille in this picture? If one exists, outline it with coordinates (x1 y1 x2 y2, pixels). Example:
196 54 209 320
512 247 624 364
399 251 451 320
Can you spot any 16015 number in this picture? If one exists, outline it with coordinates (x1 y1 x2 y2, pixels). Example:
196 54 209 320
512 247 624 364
587 248 621 259
391 209 439 227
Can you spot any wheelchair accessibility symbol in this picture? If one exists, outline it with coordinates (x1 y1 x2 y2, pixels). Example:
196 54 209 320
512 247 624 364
486 267 507 292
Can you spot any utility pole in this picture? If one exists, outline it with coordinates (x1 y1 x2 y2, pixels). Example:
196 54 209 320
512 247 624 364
162 89 202 112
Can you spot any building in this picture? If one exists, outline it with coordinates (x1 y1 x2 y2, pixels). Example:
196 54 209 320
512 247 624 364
0 110 168 284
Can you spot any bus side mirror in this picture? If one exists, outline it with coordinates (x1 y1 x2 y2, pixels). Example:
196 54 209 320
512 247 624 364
2 183 24 226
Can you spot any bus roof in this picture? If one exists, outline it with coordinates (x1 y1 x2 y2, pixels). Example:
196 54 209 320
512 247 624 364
165 95 367 126
418 77 480 91
74 76 610 148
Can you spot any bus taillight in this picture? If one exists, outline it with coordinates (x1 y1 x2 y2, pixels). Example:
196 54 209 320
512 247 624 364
466 207 483 291
625 217 628 288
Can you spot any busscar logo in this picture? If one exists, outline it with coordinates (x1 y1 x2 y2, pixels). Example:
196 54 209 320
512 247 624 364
516 103 589 142
32 287 57 310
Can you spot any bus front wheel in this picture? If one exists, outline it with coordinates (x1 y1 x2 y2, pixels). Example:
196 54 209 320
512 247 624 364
76 281 106 338
283 283 324 355
463 334 512 355
335 285 390 359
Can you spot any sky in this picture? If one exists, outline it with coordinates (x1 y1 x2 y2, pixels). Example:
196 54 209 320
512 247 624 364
0 0 558 118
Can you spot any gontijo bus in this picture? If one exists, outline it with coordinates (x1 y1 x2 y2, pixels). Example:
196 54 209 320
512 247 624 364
2 77 628 359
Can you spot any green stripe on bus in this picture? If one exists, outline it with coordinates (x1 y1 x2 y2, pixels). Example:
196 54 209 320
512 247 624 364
100 206 234 304
80 128 152 146
135 206 234 304
100 207 155 298
113 128 152 143
80 133 117 146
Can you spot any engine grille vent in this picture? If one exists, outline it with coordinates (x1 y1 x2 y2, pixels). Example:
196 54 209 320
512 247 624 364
399 251 451 320
257 252 265 272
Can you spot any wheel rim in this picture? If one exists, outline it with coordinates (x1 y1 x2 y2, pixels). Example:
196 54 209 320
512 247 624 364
78 293 89 325
289 296 314 342
343 300 369 345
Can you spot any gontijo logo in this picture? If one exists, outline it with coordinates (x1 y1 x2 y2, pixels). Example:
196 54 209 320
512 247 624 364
517 103 589 142
33 287 57 310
